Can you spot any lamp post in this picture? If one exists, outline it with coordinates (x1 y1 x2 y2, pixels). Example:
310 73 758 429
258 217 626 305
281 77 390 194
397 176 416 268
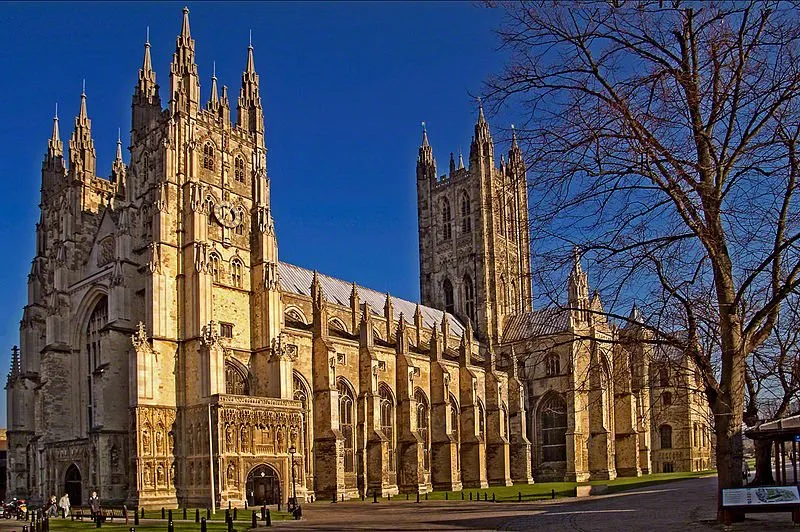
288 445 297 511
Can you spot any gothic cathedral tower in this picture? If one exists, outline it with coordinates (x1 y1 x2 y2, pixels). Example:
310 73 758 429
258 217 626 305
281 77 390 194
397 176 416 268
416 105 532 346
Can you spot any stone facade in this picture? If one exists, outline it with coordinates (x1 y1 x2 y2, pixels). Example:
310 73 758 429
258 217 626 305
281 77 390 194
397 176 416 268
6 7 710 510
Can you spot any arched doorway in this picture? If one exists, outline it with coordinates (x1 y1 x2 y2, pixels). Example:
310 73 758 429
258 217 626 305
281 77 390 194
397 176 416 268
64 464 82 506
246 465 281 506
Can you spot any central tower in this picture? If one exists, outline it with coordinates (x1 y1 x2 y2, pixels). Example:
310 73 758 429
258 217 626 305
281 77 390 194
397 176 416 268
416 106 532 346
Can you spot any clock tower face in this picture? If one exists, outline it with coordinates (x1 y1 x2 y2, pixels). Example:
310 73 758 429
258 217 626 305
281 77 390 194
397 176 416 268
213 201 240 229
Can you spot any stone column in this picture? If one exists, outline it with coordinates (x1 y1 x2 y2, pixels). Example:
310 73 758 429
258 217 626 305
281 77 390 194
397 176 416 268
396 317 425 494
458 323 488 488
484 351 512 486
507 347 533 484
429 326 462 491
613 344 641 477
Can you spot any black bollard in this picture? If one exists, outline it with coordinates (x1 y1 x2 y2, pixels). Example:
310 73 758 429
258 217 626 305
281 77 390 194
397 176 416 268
135 510 140 526
406 493 409 501
95 514 101 528
183 507 187 520
266 509 272 527
332 493 337 504
446 492 448 501
278 500 281 512
227 516 233 532
425 493 429 501
252 511 257 528
373 491 378 503
341 494 344 503
261 506 266 521
168 509 172 522
228 501 232 511
461 491 464 500
518 491 522 502
161 507 165 520
469 492 472 501
492 493 496 502
551 489 555 499
195 508 200 523
233 507 237 521
206 508 210 520
200 517 207 532
141 508 145 519
416 492 420 503
484 493 488 502
387 494 391 501
168 520 174 532
225 509 230 524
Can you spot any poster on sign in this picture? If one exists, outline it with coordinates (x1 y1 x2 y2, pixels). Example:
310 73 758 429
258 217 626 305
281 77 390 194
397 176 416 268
722 486 800 506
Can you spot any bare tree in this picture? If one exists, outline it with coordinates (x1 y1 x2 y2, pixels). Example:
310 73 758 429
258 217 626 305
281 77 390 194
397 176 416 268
485 0 800 513
744 293 800 484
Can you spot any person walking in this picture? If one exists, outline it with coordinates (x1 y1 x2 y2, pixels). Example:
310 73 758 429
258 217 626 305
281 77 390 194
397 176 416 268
58 493 70 518
88 491 101 520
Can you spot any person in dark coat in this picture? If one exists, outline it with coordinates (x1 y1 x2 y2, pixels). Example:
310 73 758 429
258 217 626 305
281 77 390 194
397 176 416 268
88 491 101 519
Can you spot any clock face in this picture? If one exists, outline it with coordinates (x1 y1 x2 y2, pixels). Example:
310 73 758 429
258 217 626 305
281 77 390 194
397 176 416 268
213 201 241 229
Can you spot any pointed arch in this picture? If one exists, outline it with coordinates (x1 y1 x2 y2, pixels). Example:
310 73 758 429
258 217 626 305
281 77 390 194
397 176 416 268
463 274 475 325
328 317 348 335
337 377 356 472
443 278 454 315
225 358 250 395
379 383 396 472
414 388 431 471
460 191 472 234
538 392 567 463
230 257 243 288
235 206 247 236
441 198 452 241
509 281 518 314
234 154 246 182
202 141 216 171
86 295 108 429
293 371 313 477
208 252 222 283
284 305 308 326
659 424 673 449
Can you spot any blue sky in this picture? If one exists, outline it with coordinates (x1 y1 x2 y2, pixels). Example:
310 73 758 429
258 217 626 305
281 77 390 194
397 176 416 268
0 2 515 425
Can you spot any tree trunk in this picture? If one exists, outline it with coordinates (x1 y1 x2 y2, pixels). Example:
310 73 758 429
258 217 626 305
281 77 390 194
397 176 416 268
714 403 744 521
751 439 774 486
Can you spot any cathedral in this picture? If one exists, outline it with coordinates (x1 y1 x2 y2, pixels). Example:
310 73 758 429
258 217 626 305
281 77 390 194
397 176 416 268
6 8 711 509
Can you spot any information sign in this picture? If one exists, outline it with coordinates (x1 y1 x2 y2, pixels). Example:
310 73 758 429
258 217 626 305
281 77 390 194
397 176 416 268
722 486 800 507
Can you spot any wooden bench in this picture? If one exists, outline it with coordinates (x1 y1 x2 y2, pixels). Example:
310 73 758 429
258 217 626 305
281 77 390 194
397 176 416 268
71 506 91 520
71 506 128 522
721 486 800 525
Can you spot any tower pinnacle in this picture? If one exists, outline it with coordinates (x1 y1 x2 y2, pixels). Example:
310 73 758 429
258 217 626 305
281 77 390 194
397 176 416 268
237 38 264 135
47 103 63 159
69 85 96 178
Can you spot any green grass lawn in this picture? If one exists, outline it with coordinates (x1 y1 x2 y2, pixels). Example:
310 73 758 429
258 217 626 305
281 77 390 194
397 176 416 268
349 469 717 503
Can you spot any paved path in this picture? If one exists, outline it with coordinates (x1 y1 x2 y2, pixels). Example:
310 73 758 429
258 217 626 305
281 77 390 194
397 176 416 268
255 477 797 531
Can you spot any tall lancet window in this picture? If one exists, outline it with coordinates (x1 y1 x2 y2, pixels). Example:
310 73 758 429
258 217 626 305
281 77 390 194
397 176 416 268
441 198 452 241
86 296 108 430
379 385 396 472
338 379 355 473
203 142 215 171
443 279 455 315
231 259 243 288
234 156 246 183
460 192 472 234
463 275 475 325
415 389 431 471
209 253 221 283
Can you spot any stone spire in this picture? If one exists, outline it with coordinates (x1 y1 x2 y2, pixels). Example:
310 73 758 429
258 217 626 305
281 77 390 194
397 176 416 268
111 128 126 186
237 37 264 135
208 62 220 112
69 83 96 178
568 246 590 322
416 121 436 180
170 6 200 114
508 124 525 174
458 148 465 169
470 97 494 163
449 152 456 175
137 27 157 99
6 345 20 387
47 103 63 160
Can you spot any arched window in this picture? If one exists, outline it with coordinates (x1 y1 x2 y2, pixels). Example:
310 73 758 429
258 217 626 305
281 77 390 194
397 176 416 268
463 275 475 325
540 393 567 462
294 373 313 476
235 207 246 236
338 379 355 472
498 277 506 315
202 142 215 171
545 354 560 377
659 366 670 387
662 391 672 406
477 401 486 440
507 198 517 239
231 259 243 288
379 385 396 472
234 156 245 182
443 279 454 315
225 361 249 395
209 253 221 283
660 424 673 449
415 389 430 471
441 198 452 241
86 296 108 429
449 394 460 472
460 193 471 234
